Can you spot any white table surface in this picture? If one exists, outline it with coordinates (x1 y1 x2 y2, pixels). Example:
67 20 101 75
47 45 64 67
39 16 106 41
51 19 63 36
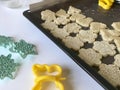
0 2 104 90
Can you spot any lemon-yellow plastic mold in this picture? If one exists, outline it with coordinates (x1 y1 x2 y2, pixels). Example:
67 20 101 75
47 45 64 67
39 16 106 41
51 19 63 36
32 64 66 90
98 0 115 10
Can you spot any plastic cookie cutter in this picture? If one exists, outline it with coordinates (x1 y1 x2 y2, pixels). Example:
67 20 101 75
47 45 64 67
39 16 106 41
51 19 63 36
0 54 20 79
9 40 38 59
0 35 14 48
32 64 66 90
98 0 115 10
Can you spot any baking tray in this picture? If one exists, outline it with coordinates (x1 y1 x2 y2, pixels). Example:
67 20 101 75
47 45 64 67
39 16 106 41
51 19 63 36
23 0 120 90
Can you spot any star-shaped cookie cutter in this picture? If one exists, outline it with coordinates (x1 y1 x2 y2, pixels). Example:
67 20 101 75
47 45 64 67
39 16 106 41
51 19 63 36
32 64 66 90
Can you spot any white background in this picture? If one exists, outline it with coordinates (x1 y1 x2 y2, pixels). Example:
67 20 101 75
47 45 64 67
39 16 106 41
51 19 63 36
0 1 104 90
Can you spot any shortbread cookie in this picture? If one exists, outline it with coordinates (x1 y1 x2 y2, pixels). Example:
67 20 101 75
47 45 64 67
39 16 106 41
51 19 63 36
67 6 81 15
114 54 120 67
51 28 69 39
56 9 69 18
41 21 58 31
100 29 114 42
78 48 102 66
114 37 120 52
90 22 107 33
111 22 120 31
76 17 93 27
62 35 84 51
41 9 56 21
100 29 120 42
99 64 120 86
70 13 86 22
63 23 81 33
78 30 97 43
93 41 116 57
54 17 70 25
108 30 120 37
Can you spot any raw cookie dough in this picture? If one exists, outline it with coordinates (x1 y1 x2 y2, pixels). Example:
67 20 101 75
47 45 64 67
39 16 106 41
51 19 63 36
76 17 93 27
111 22 120 31
41 21 58 31
41 9 56 21
62 35 84 51
54 17 70 25
93 41 116 57
100 29 120 42
90 22 107 33
78 48 102 66
56 9 69 18
70 13 86 22
114 54 120 67
67 6 81 15
51 28 69 39
114 37 120 53
99 64 120 87
100 29 114 42
63 22 81 33
78 30 97 43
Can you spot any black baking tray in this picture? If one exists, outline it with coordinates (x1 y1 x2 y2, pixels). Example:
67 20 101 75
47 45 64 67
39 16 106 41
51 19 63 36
23 0 120 90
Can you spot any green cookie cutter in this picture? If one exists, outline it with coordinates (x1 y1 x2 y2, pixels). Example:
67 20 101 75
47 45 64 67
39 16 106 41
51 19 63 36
0 54 19 79
0 35 14 48
9 40 38 59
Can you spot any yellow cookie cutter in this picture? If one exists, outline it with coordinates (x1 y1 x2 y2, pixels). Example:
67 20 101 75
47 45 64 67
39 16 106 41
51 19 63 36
98 0 115 10
32 64 66 90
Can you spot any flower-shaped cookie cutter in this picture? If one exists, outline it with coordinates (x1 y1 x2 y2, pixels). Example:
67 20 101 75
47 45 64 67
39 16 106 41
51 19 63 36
0 54 19 79
32 64 66 90
98 0 114 10
9 40 38 59
0 35 14 48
